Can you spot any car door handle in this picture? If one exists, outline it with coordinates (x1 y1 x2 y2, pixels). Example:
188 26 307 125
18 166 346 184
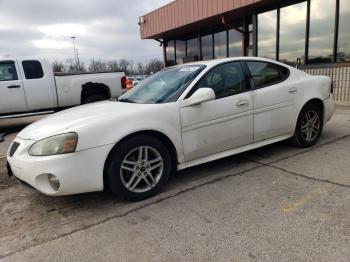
236 100 249 108
7 85 21 89
288 87 297 94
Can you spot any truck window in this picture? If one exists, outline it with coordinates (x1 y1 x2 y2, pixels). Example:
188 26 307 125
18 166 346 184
22 60 44 79
0 61 18 81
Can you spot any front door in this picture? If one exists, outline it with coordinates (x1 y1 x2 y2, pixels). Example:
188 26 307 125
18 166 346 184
0 60 27 114
180 62 254 161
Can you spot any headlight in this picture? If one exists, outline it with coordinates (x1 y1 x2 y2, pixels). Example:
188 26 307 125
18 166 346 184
29 133 78 156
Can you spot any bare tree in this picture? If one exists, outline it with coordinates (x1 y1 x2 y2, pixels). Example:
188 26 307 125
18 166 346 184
63 58 86 73
136 62 145 75
145 59 164 74
107 60 120 72
88 59 108 72
77 61 86 72
52 61 66 72
119 59 133 74
51 58 162 75
65 59 77 73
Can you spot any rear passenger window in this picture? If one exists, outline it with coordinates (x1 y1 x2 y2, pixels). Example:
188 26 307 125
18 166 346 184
246 62 289 88
0 61 18 81
22 60 44 79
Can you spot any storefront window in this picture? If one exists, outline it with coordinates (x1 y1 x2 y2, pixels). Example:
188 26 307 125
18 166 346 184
247 24 253 56
214 31 227 59
166 40 175 66
187 38 199 57
176 40 186 64
228 29 242 57
279 2 307 65
337 0 350 62
258 10 277 59
201 34 213 60
309 0 336 63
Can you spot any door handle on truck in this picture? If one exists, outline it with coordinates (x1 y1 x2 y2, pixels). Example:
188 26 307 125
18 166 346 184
7 85 21 89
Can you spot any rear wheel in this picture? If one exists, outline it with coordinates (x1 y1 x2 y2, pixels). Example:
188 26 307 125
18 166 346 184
105 135 172 201
291 103 323 148
83 94 108 104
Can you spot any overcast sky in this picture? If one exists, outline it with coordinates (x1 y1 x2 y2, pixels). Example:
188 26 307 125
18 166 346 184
0 0 172 63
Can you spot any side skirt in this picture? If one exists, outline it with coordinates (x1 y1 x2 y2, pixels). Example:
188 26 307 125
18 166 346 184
177 133 293 170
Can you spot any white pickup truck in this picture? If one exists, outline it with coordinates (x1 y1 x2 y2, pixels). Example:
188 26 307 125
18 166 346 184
0 57 126 119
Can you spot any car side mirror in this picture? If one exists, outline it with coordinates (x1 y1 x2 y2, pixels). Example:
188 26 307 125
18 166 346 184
184 88 216 107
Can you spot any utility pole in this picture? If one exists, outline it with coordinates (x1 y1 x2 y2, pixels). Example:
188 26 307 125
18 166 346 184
70 36 80 71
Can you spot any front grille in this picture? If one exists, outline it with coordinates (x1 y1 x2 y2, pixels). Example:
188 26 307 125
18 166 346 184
9 142 20 157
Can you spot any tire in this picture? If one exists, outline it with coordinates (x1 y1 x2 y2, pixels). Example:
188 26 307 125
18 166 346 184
291 103 323 148
83 94 108 104
105 135 172 201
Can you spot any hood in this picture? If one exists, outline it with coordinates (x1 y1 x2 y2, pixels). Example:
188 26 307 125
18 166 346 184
18 101 152 140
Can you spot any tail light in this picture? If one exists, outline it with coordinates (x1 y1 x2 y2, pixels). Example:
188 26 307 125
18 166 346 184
121 76 127 89
126 79 133 90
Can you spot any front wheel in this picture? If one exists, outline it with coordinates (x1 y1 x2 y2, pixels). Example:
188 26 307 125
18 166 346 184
105 135 172 201
291 103 323 148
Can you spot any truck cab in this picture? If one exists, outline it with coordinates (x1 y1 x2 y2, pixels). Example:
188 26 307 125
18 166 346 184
0 58 57 115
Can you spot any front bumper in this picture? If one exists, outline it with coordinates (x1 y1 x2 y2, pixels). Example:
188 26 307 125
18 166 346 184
7 137 115 196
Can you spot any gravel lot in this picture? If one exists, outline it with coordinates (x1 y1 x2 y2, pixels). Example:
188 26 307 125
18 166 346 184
0 109 350 261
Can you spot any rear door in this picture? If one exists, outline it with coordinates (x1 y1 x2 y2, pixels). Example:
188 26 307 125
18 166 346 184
0 60 27 114
19 59 56 111
245 61 300 142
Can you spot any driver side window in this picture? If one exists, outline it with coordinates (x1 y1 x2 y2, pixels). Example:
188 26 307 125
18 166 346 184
193 62 248 99
0 61 18 82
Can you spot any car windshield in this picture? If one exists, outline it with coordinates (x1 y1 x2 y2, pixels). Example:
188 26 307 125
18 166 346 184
119 64 206 104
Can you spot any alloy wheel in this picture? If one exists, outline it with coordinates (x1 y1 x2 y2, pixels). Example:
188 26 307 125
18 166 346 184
301 110 321 142
120 146 164 193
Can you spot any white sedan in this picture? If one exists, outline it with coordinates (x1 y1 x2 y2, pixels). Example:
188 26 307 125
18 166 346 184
7 57 335 201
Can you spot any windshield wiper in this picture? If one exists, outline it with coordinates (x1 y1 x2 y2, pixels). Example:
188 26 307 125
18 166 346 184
118 98 136 103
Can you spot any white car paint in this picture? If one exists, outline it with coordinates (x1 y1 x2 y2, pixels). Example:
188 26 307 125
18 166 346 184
0 57 125 116
7 57 335 196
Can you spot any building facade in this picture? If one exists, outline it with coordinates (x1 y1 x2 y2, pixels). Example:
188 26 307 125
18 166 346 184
140 0 350 105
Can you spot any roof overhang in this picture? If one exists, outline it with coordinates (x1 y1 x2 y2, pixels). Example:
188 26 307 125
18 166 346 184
139 0 276 40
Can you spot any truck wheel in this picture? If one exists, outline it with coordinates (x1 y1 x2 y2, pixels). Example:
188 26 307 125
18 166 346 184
105 135 172 201
83 94 108 104
291 103 323 148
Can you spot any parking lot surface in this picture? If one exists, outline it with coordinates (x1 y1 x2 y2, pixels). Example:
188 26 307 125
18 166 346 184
0 109 350 261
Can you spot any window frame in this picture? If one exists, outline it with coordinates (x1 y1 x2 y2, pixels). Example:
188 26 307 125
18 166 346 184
165 40 176 66
201 34 214 61
175 40 187 65
257 9 278 60
278 1 308 65
214 31 228 59
22 60 44 80
308 0 337 64
243 60 291 89
185 60 253 99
